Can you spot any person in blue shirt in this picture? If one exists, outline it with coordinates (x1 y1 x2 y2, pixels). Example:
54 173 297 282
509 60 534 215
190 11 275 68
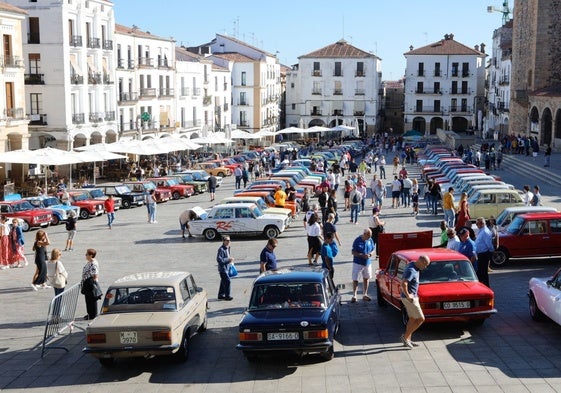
457 228 477 270
259 238 278 274
216 236 234 301
474 217 494 287
320 232 339 279
350 228 375 303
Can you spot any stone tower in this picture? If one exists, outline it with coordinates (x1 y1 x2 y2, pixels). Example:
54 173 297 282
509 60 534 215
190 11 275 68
510 0 561 134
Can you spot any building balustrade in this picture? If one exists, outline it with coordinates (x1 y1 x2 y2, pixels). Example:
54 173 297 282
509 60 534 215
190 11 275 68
25 73 45 84
102 40 113 50
70 35 82 47
87 37 100 49
72 113 85 124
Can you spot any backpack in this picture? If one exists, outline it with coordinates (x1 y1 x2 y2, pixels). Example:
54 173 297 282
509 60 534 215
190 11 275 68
65 218 75 231
352 193 360 204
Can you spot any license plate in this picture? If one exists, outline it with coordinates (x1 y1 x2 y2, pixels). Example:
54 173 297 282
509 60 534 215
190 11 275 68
443 301 471 310
267 332 298 341
120 331 138 344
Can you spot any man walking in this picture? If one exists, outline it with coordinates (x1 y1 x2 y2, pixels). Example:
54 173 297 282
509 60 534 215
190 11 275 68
104 195 115 229
442 187 456 228
259 238 278 274
216 236 234 301
234 165 243 189
350 229 375 303
400 255 431 349
474 217 494 287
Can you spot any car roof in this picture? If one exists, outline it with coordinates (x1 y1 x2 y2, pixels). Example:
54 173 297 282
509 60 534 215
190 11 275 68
519 212 561 219
111 271 189 286
254 267 327 284
222 196 260 202
501 206 558 213
213 202 258 208
393 248 470 262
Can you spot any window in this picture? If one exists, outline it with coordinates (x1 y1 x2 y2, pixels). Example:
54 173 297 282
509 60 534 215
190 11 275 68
452 62 459 77
28 17 40 44
433 100 440 112
417 62 424 76
291 103 296 110
416 82 423 93
240 92 247 105
550 220 561 233
461 81 468 94
179 280 190 302
433 82 440 93
356 61 364 76
30 93 42 114
334 61 342 77
5 82 14 112
214 208 233 219
416 100 422 112
451 81 458 94
29 53 41 74
451 98 457 112
434 62 441 76
462 62 469 77
313 62 321 76
241 71 246 86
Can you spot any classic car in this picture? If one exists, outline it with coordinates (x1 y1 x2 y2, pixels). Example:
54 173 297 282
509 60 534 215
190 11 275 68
96 184 145 209
192 162 231 177
168 173 208 194
179 169 222 188
467 189 524 219
147 177 194 200
0 196 53 231
72 188 123 210
123 180 172 203
376 248 496 325
234 189 300 217
237 267 341 361
494 206 558 230
219 196 294 223
24 196 79 226
83 271 208 367
188 202 288 240
65 191 105 219
528 267 561 325
492 212 561 266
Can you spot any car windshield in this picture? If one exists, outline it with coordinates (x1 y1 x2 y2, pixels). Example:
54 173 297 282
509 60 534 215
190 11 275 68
495 209 509 227
181 174 194 181
42 197 61 207
251 205 264 217
190 172 205 180
505 216 525 234
73 193 89 201
13 201 34 211
249 283 326 310
420 260 478 283
102 286 177 313
115 185 131 194
144 182 156 190
89 189 104 198
166 178 179 186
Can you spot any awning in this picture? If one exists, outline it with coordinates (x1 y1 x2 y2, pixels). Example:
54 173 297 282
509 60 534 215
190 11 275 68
69 54 82 74
87 56 97 73
102 57 109 73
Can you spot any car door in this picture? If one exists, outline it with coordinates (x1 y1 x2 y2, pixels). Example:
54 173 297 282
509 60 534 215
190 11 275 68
185 275 205 331
549 219 561 255
324 276 340 334
511 219 549 257
377 255 396 305
392 259 408 308
234 207 255 232
214 207 235 233
541 271 561 325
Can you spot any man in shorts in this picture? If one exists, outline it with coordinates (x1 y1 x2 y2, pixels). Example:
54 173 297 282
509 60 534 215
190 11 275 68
400 255 431 349
179 209 197 239
350 228 375 303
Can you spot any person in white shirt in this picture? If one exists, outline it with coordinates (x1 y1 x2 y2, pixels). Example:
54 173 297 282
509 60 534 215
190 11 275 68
522 185 534 206
445 228 461 251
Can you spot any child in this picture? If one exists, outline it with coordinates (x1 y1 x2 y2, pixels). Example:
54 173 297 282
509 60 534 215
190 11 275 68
411 191 419 216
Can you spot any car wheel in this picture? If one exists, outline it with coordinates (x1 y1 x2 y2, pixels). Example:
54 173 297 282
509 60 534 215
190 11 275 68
243 351 258 362
491 247 509 267
320 345 334 361
401 306 409 326
376 285 386 307
99 358 115 367
20 221 30 232
203 228 219 241
174 331 190 362
122 200 131 209
529 292 545 321
263 226 280 239
79 209 90 219
172 191 181 200
218 173 225 178
51 215 60 226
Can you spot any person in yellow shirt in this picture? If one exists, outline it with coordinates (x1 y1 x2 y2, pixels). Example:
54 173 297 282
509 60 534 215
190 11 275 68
442 187 456 228
274 185 287 208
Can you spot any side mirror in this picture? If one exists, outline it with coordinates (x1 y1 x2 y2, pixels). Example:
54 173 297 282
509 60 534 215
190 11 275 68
546 280 553 287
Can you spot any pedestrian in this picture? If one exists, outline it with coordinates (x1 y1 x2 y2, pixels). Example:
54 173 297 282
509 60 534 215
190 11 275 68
457 228 477 268
369 175 378 205
323 213 342 246
349 184 362 224
445 228 461 251
326 189 339 225
350 228 375 303
522 185 534 206
474 217 494 287
242 167 249 188
306 212 323 266
317 186 329 223
146 189 157 223
368 207 385 248
391 176 401 208
9 218 27 268
0 216 11 269
357 179 367 212
320 232 338 279
429 179 442 215
47 248 68 297
442 187 456 228
208 173 217 201
64 210 77 251
402 175 412 207
455 192 470 231
399 255 431 349
82 248 100 320
31 230 50 290
259 238 278 273
217 236 234 301
343 180 352 211
439 220 449 247
532 185 542 206
179 209 197 239
497 148 503 169
544 144 552 167
379 156 386 179
61 189 71 206
104 195 115 229
411 179 419 216
372 178 386 210
273 185 287 208
234 165 243 189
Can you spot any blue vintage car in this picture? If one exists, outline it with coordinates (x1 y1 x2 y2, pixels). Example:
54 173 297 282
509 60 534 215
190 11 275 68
237 267 341 361
25 196 80 226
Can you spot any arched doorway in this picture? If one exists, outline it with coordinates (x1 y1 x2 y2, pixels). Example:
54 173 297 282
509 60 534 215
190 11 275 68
308 119 326 127
541 108 552 146
530 106 539 133
328 119 343 128
555 109 561 139
430 117 443 134
451 117 468 132
412 117 426 134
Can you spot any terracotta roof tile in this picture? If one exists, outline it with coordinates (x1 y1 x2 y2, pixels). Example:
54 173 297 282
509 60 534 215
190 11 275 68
212 52 256 63
404 35 485 56
115 23 174 42
215 34 275 57
299 39 379 59
0 2 27 15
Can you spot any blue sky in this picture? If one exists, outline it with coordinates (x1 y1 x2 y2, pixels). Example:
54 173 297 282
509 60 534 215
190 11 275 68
113 0 511 80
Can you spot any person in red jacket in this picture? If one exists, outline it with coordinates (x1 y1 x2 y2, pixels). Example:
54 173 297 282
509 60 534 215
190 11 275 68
104 195 115 229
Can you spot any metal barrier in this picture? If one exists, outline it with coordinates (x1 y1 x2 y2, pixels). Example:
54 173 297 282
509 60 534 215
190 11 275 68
41 282 85 358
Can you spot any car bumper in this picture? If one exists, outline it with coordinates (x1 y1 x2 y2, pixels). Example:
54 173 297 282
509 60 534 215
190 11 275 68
236 340 333 355
83 343 180 358
425 308 497 322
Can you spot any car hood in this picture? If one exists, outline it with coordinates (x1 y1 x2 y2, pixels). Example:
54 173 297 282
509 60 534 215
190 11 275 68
87 312 177 330
419 281 494 300
240 308 328 326
265 207 292 216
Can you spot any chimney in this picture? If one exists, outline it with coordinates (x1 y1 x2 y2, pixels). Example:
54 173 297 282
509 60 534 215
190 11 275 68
444 34 449 40
474 44 479 52
449 33 454 40
409 45 414 51
480 43 486 53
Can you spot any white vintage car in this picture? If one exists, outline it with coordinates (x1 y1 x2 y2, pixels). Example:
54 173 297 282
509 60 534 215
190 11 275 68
189 203 288 241
528 267 561 326
219 196 294 225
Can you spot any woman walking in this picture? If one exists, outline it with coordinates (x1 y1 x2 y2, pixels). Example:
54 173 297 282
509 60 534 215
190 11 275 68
10 219 27 267
455 192 471 231
82 248 100 320
64 211 77 251
306 212 323 266
0 216 11 269
31 230 50 290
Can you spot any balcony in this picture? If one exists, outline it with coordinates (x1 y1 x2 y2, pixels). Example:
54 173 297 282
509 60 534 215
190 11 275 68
102 40 113 50
203 96 212 105
449 106 472 114
127 59 135 69
157 58 170 68
354 111 365 116
139 88 157 98
310 110 322 116
451 70 459 77
28 32 40 44
104 111 116 121
118 92 138 103
355 71 365 77
159 88 174 97
312 89 322 95
3 56 24 68
413 107 443 114
238 121 249 127
416 89 442 95
333 110 343 116
499 76 510 85
238 100 248 106
70 74 84 84
120 121 137 133
180 87 190 96
333 89 343 95
462 71 470 77
72 113 85 124
181 120 201 128
5 108 25 120
355 89 365 96
25 73 45 84
117 58 124 69
28 113 48 126
312 70 322 77
88 73 102 85
70 35 82 47
138 57 153 67
87 37 100 49
89 112 104 123
450 89 471 95
103 73 113 84
192 88 201 97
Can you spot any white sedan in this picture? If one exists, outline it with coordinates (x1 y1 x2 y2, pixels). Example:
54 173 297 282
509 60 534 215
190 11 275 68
528 267 561 325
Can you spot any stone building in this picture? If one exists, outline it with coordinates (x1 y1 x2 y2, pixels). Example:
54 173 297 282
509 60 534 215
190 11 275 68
382 80 405 133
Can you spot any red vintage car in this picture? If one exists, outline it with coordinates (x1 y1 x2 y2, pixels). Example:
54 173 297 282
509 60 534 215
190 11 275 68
376 247 496 326
147 177 194 200
123 181 172 203
66 191 105 219
0 197 52 231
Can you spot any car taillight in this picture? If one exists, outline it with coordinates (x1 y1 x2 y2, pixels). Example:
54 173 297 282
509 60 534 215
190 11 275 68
239 332 263 341
303 329 328 339
152 331 172 341
87 333 106 344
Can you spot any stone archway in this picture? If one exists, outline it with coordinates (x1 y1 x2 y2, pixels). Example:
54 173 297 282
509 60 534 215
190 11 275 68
412 117 426 133
530 106 539 133
541 108 552 146
430 117 443 134
105 129 118 143
451 117 468 132
328 119 343 128
308 119 326 127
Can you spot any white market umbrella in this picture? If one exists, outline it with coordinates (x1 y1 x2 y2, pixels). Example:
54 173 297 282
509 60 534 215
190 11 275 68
74 150 128 185
231 129 258 140
276 126 305 134
331 125 355 132
306 126 331 133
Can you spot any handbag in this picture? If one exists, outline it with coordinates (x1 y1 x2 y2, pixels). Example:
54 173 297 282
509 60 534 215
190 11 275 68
51 261 67 289
228 264 238 278
92 280 103 299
